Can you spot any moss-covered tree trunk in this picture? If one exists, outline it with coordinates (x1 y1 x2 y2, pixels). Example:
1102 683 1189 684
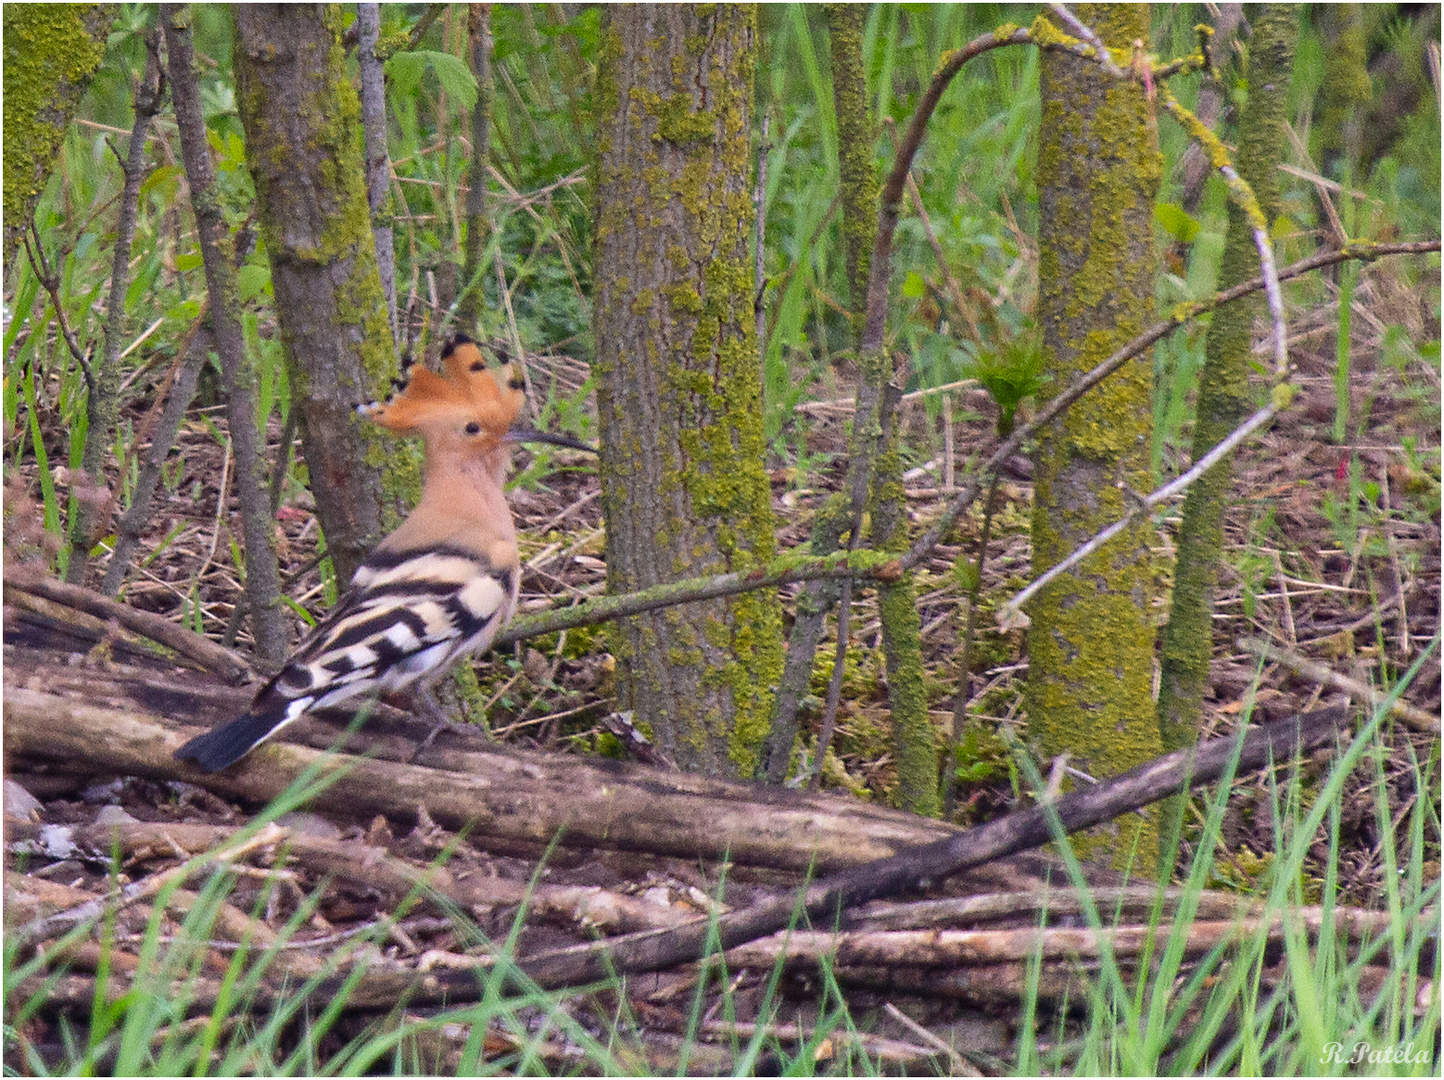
1158 6 1296 750
759 3 881 784
593 4 783 778
761 5 936 813
2 3 114 271
1315 3 1372 181
233 4 412 586
831 2 936 815
828 2 876 334
867 384 940 816
1028 4 1162 863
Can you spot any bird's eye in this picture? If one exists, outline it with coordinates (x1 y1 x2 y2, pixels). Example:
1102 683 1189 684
464 422 482 435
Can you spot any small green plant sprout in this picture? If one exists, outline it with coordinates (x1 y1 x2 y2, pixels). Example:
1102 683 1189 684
966 324 1049 438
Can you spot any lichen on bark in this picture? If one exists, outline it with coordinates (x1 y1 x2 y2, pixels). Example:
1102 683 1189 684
1158 6 1297 750
593 4 783 778
233 3 414 585
2 4 113 269
867 384 940 816
1028 3 1163 865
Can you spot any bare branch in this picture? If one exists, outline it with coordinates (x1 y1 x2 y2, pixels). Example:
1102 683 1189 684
69 32 168 582
164 3 288 666
101 309 212 597
407 4 446 52
1159 88 1290 376
1239 637 1439 734
1047 3 1126 77
22 226 93 390
897 239 1437 576
861 23 1030 351
1000 402 1282 628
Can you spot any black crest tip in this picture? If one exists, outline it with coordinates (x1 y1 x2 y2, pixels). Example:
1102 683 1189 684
440 333 478 360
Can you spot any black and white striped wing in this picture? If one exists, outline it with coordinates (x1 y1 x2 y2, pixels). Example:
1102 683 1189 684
271 546 519 710
174 546 518 771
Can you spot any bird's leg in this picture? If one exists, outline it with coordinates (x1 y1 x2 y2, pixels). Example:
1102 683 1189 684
408 683 478 763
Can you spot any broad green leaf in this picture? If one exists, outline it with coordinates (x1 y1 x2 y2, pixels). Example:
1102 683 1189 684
139 164 183 198
1155 202 1201 243
385 50 478 109
237 263 272 304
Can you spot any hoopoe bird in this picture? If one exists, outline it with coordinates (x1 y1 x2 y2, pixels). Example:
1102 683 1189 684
175 336 529 772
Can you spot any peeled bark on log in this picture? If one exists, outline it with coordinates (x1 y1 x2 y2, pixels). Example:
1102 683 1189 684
724 906 1396 969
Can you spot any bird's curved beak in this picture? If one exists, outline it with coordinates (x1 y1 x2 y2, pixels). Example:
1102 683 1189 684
504 428 598 454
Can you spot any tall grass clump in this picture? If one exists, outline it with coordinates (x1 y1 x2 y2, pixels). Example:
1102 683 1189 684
2 761 630 1077
757 4 1040 446
1011 639 1440 1077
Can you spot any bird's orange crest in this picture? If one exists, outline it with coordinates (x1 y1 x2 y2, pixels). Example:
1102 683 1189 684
359 335 525 440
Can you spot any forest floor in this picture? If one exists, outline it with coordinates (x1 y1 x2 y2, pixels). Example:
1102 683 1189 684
5 257 1439 1073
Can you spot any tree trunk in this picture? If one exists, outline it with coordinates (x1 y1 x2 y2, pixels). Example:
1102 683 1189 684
1315 3 1372 180
845 3 937 813
233 4 413 586
357 3 398 348
593 4 783 778
1158 6 1297 749
760 4 880 783
164 5 288 668
868 382 940 816
457 2 492 331
2 4 114 270
1028 4 1163 863
828 2 876 335
66 32 163 585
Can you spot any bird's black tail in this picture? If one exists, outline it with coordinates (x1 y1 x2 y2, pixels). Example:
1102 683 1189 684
174 707 290 773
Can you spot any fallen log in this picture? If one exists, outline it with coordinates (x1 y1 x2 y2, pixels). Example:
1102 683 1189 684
158 705 1344 1005
497 705 1350 993
5 567 250 683
723 905 1398 968
2 679 959 874
6 819 698 938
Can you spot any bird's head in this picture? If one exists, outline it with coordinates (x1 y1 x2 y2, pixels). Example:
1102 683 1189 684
359 335 526 459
